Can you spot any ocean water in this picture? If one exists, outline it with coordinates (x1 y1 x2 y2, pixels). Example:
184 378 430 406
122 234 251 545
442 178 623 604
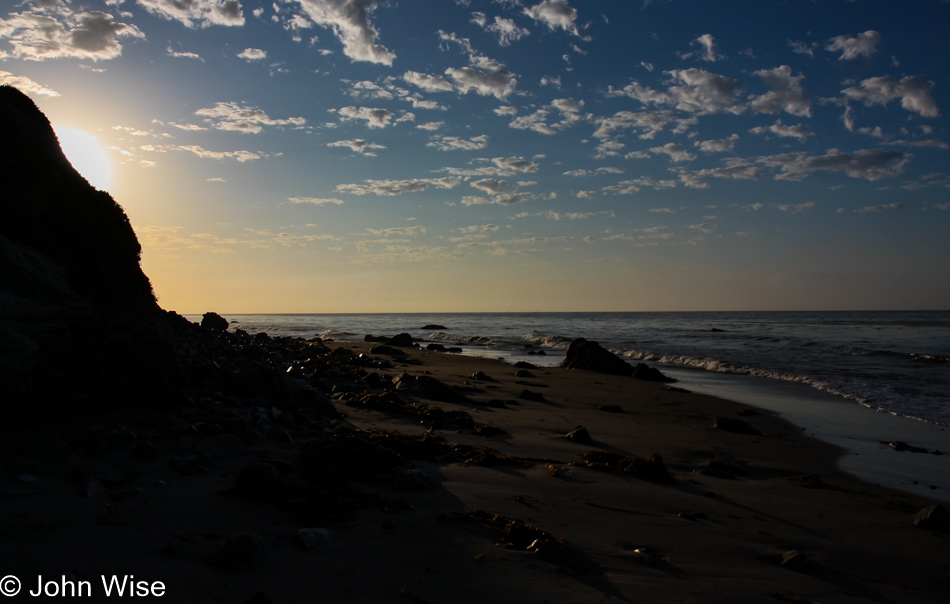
192 311 950 425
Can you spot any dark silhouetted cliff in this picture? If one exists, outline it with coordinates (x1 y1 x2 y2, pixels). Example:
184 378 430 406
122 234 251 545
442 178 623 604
0 85 175 415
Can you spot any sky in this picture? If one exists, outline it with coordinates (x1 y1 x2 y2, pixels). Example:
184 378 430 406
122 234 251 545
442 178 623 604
2 0 949 313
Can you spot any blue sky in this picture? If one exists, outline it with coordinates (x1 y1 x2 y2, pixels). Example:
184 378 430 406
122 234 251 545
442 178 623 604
3 0 949 312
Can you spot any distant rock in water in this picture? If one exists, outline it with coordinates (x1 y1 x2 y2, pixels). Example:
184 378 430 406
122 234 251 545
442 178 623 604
559 338 674 382
558 338 635 376
0 85 171 415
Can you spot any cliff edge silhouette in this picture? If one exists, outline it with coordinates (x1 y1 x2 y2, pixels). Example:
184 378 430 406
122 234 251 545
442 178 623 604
0 85 176 415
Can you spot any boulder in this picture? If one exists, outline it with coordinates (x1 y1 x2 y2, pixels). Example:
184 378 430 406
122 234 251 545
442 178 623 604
386 332 416 347
632 362 675 383
558 338 634 376
200 311 229 331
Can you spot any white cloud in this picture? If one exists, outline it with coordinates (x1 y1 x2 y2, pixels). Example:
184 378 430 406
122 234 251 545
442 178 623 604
438 30 518 100
366 226 427 236
459 224 500 233
602 177 677 195
481 15 530 46
167 47 203 61
446 60 517 100
650 142 695 162
523 0 580 36
775 201 815 213
403 71 455 93
136 0 245 28
288 197 345 205
842 76 939 118
143 144 262 162
0 6 144 61
196 102 306 133
750 119 812 142
494 105 518 117
336 177 460 195
237 47 267 60
826 30 880 61
471 178 508 194
757 149 908 182
855 203 903 213
427 134 490 151
749 65 811 117
695 134 739 153
787 39 817 58
592 110 675 141
444 156 540 178
0 71 59 96
607 68 744 115
335 105 394 128
290 0 395 65
693 34 723 62
417 121 444 131
327 139 386 153
678 159 763 189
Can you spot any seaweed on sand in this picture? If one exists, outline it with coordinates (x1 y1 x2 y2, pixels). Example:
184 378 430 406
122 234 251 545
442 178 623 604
353 391 505 435
569 450 674 484
446 510 598 575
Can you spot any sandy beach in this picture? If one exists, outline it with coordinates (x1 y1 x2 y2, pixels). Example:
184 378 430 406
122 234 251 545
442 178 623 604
2 338 948 604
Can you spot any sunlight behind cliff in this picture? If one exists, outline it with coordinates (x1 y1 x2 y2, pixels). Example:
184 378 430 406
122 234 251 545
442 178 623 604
55 127 112 191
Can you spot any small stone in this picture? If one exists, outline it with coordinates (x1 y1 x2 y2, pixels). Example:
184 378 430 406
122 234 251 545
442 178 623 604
212 533 273 569
566 426 593 445
714 416 763 436
296 528 338 550
391 464 441 490
913 504 950 532
519 389 544 402
780 550 812 571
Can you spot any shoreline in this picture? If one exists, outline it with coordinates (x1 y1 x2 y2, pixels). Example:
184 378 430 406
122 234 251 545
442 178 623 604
4 334 948 602
333 334 950 503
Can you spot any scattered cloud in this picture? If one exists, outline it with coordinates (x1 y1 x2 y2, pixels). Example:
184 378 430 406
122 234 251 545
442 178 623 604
0 71 59 96
758 149 908 182
749 65 811 117
842 76 939 118
750 119 812 142
826 30 880 61
855 203 903 213
288 197 345 205
334 105 395 128
290 0 395 65
695 134 739 153
238 48 267 61
776 201 815 213
0 4 144 61
196 102 306 133
650 142 696 162
524 0 581 37
336 177 460 196
327 139 387 154
167 47 203 61
427 134 490 151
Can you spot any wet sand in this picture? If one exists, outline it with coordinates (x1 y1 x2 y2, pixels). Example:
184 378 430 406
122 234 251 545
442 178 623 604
2 342 948 603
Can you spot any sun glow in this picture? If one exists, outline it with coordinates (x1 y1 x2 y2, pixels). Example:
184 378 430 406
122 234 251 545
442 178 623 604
56 127 112 191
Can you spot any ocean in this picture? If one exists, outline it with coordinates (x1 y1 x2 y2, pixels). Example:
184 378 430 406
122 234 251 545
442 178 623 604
187 310 950 500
